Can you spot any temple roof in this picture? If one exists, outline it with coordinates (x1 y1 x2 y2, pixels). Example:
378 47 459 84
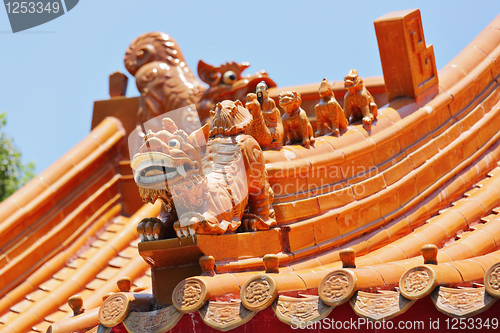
0 10 500 333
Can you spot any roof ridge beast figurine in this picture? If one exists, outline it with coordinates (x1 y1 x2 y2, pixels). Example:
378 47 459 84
314 78 348 137
279 91 315 148
245 81 284 150
343 69 378 130
132 100 276 239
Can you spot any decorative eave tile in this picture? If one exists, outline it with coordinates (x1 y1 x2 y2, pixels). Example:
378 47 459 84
198 300 255 332
431 286 497 317
272 295 333 327
350 290 415 320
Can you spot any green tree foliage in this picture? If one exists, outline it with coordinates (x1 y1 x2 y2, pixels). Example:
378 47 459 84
0 112 35 201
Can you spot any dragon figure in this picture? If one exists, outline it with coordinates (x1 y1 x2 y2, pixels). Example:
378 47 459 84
124 32 276 131
131 100 276 240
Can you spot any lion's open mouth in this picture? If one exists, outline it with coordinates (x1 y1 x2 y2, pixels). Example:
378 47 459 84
132 152 199 188
143 165 177 178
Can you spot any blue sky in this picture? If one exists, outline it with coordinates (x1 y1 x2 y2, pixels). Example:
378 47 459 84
1 1 500 173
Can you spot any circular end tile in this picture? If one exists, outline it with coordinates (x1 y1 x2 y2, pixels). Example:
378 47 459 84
98 292 132 327
318 269 357 306
399 265 437 300
172 277 208 313
240 274 277 312
484 261 500 298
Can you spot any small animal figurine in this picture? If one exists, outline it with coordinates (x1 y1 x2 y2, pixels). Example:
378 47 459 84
314 78 348 137
245 81 284 150
343 69 378 130
279 91 315 148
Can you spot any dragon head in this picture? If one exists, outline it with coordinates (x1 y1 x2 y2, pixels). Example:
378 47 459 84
131 120 209 205
197 60 276 121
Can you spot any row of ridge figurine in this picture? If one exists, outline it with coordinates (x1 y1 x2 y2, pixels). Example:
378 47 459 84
132 70 378 238
245 69 378 150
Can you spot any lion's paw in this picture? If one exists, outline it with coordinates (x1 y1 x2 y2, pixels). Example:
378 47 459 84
174 212 205 238
137 217 164 242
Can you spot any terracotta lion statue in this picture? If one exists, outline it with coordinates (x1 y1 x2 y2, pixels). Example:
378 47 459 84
279 91 315 148
131 100 276 240
343 69 378 130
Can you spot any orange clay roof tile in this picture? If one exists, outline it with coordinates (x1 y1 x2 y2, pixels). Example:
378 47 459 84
170 165 500 312
0 203 159 333
0 117 124 237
